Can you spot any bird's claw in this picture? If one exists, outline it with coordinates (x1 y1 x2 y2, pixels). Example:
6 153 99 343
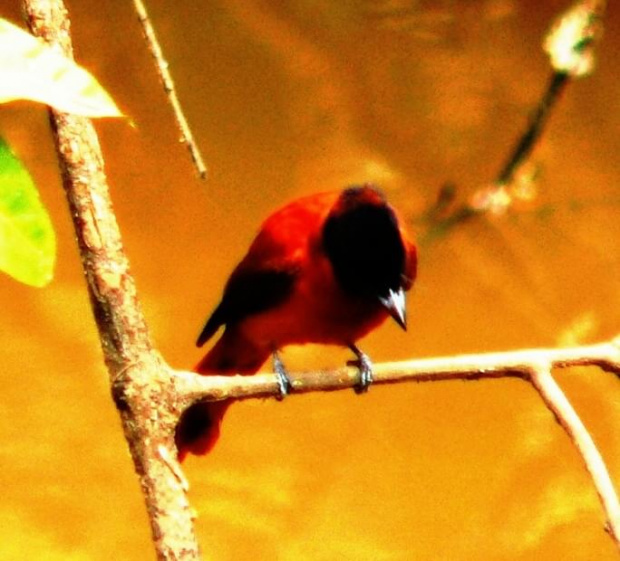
347 345 374 394
272 351 292 400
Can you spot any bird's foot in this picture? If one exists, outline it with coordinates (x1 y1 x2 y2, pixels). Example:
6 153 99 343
347 344 374 394
272 351 292 400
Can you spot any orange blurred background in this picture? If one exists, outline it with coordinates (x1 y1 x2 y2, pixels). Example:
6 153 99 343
1 0 620 559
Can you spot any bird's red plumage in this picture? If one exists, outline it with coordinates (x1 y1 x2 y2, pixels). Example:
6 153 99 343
177 185 417 459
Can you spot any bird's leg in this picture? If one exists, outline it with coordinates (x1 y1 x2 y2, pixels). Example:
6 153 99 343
347 343 374 394
272 350 292 400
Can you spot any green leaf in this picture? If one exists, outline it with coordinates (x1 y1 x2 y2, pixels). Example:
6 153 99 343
0 138 55 287
0 17 122 118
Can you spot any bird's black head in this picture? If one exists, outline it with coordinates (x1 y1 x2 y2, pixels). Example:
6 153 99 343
322 184 406 302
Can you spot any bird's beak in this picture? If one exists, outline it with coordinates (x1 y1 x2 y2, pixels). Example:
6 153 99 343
379 287 407 331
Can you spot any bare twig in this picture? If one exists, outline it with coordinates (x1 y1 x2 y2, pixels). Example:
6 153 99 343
496 72 569 186
422 0 606 242
529 364 620 549
132 0 208 179
497 0 605 186
22 1 201 559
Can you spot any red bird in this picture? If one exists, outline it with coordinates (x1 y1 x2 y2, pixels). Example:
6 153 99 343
177 184 417 459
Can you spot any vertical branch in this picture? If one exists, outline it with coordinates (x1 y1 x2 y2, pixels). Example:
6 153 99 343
22 1 201 559
24 2 152 372
529 365 620 548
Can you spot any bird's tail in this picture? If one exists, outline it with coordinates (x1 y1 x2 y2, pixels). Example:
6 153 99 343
176 332 271 460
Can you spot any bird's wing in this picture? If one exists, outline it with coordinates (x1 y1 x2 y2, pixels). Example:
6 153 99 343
196 263 299 347
195 206 307 348
196 191 335 348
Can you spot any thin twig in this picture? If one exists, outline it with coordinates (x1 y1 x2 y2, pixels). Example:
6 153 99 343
529 364 620 549
22 1 201 559
422 0 606 242
497 71 569 185
422 70 568 244
132 0 208 179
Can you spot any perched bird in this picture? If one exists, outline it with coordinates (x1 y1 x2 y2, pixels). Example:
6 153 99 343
176 184 417 459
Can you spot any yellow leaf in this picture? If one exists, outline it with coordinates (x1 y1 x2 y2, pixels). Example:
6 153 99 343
0 17 122 118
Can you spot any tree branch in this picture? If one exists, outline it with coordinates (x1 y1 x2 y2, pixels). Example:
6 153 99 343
529 363 620 548
172 337 620 553
132 0 208 179
172 338 620 408
496 71 569 186
22 1 201 559
422 0 606 242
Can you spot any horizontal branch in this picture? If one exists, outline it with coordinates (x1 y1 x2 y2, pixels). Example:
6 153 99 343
173 338 620 407
173 337 620 552
23 1 202 558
